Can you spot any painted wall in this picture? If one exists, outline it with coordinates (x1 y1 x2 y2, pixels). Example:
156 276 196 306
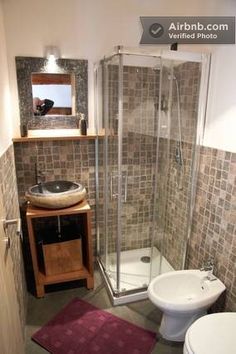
2 0 236 152
204 46 236 152
0 2 12 155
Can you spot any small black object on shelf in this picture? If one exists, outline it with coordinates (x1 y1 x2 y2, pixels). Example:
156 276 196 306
80 113 87 135
20 124 28 137
171 43 178 51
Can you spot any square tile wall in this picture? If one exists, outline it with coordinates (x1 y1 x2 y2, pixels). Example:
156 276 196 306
13 60 236 311
13 142 236 311
156 139 199 269
28 116 79 130
187 147 236 311
14 140 96 251
0 145 27 336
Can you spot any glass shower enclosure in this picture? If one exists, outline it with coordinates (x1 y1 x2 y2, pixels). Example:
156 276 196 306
95 46 210 305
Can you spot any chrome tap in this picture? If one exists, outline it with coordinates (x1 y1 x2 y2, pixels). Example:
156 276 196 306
200 258 217 281
34 163 45 193
34 163 45 185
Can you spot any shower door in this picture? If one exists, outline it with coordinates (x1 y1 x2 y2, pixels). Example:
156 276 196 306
97 50 164 297
118 54 162 293
96 47 210 303
151 51 210 275
96 54 121 293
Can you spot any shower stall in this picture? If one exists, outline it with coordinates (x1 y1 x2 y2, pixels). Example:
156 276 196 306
95 46 210 305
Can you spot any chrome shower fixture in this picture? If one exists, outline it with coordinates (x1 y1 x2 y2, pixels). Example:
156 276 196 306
175 141 183 166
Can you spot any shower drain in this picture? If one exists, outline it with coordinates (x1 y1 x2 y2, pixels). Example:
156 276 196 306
140 256 151 263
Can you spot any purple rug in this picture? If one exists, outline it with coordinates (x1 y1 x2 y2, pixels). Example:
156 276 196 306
32 298 156 354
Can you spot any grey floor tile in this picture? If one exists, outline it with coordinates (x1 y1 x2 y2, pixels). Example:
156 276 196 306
25 270 183 354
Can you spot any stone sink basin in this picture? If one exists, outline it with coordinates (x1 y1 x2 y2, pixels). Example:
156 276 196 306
25 181 86 209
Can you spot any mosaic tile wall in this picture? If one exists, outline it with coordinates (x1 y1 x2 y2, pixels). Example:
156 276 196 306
13 139 236 311
13 60 235 311
97 138 106 258
14 140 96 251
0 145 27 337
156 139 197 269
187 147 236 311
158 62 200 142
172 62 201 143
123 66 159 136
28 116 80 130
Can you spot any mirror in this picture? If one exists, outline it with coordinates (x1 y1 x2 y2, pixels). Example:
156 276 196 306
31 73 74 116
15 56 88 130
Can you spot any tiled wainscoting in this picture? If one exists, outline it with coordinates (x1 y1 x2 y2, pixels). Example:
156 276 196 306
156 138 196 270
0 145 27 336
13 139 235 311
28 116 79 130
187 147 236 311
13 140 96 247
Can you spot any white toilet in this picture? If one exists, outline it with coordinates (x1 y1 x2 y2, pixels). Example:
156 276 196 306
148 270 225 341
184 312 236 354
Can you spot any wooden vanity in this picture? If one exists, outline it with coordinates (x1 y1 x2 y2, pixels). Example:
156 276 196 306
26 200 94 297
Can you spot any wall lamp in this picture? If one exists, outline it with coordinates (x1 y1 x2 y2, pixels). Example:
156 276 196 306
44 46 60 61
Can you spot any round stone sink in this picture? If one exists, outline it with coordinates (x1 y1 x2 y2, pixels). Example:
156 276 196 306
25 181 86 209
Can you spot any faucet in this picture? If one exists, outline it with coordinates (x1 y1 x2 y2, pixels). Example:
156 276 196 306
34 163 45 192
200 258 217 281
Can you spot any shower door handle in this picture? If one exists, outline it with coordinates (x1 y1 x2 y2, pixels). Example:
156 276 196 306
110 174 128 202
123 174 128 203
110 175 118 200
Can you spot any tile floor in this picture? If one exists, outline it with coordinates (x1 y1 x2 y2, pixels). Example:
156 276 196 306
25 269 183 354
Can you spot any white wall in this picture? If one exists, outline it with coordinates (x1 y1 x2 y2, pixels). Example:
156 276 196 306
2 0 236 151
204 46 236 152
0 2 12 155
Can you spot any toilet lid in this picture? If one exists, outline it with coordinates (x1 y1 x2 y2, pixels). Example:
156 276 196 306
186 313 236 354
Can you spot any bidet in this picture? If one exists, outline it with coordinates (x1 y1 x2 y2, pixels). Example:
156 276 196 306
148 270 225 342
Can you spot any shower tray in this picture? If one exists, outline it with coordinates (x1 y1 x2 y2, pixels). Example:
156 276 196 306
98 247 173 305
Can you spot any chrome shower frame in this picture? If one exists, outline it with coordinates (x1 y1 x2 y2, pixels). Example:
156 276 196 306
94 46 211 305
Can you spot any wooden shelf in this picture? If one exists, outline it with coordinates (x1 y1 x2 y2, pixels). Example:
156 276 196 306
26 200 94 297
12 134 98 142
12 129 105 142
38 266 91 285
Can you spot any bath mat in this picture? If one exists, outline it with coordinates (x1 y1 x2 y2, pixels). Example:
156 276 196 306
32 298 156 354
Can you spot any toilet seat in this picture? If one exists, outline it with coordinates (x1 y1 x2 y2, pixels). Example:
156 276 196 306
184 312 236 354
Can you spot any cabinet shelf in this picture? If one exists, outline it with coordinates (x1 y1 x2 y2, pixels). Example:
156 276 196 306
38 266 91 285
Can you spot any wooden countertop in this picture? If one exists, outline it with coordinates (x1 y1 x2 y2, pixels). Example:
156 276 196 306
12 129 105 142
13 134 99 142
26 200 91 218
